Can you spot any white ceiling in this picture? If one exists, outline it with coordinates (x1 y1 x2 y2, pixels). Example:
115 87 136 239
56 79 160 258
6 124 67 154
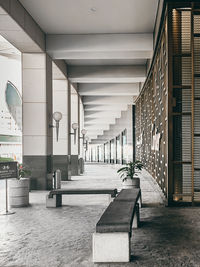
0 35 21 60
19 0 158 34
17 0 159 142
66 58 147 66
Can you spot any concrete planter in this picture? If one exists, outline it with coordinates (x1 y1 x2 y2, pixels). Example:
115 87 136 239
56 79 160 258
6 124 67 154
9 178 29 207
122 177 140 189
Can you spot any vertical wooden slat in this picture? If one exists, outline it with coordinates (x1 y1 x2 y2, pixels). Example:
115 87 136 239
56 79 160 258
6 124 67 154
191 3 195 204
132 105 136 162
167 5 174 204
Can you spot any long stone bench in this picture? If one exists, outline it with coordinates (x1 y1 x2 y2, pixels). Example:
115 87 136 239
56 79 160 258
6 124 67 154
46 188 118 208
93 189 141 263
114 188 142 207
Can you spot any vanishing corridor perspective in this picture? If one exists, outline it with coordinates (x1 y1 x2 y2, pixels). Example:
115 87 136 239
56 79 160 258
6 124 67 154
1 0 200 266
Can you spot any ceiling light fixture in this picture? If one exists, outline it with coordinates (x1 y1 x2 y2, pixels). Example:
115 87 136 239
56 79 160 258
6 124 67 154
90 7 96 12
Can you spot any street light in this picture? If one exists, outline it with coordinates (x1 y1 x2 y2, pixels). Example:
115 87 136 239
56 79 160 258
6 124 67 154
79 129 87 143
70 122 78 144
49 111 62 142
84 136 89 151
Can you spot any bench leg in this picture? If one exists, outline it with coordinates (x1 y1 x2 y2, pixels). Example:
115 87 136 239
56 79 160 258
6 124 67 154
46 194 62 208
138 195 142 208
107 195 112 204
111 197 115 203
93 232 130 263
132 203 140 228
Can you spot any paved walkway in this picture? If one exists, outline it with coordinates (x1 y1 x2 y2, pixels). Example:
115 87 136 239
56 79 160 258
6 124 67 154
0 164 200 267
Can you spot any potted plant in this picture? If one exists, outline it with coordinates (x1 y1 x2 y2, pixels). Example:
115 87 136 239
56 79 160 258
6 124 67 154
9 163 31 207
0 157 14 162
117 161 143 189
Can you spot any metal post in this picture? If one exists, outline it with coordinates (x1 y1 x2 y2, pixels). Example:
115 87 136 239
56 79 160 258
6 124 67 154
0 179 15 216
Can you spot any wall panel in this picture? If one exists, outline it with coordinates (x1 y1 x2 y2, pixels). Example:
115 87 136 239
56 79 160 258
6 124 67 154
136 2 200 204
135 17 168 197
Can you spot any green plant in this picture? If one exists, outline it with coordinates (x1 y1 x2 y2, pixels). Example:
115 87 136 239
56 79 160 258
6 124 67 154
117 161 143 182
0 157 14 162
18 163 31 179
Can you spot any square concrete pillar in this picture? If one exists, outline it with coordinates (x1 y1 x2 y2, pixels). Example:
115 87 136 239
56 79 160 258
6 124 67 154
79 97 85 174
52 77 71 180
69 85 79 176
52 155 70 180
79 157 85 174
71 89 79 155
22 53 53 190
70 155 80 176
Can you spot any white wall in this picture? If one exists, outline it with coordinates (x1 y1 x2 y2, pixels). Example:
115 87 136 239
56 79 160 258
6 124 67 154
53 79 68 155
71 87 78 155
79 98 84 158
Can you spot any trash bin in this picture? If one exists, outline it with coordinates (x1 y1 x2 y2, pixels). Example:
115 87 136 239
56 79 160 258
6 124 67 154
53 169 61 189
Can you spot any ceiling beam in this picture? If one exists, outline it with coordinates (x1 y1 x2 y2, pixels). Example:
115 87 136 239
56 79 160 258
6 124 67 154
68 65 146 83
85 117 116 124
79 83 139 96
0 4 45 52
46 33 153 60
87 129 104 134
83 96 134 105
85 124 110 130
85 110 121 118
84 104 128 111
89 140 107 145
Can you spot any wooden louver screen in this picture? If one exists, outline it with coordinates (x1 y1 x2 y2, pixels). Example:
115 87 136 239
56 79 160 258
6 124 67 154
135 16 168 197
171 5 200 203
135 2 200 204
193 12 200 201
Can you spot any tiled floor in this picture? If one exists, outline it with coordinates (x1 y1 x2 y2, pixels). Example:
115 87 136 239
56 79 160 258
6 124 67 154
0 164 199 267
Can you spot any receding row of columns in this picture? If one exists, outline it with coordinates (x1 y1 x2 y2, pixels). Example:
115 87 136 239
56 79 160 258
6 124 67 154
22 52 85 190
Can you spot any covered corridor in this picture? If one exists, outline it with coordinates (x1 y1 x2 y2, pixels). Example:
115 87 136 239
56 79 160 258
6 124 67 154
1 164 200 266
1 0 200 266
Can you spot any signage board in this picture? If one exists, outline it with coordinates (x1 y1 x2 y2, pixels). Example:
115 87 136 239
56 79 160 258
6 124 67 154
0 162 18 180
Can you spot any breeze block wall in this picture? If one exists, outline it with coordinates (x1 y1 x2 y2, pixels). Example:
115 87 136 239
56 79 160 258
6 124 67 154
135 1 200 205
135 15 168 198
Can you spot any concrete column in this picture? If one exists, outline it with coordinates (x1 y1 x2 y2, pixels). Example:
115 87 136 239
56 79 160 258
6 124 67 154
78 95 81 156
79 98 85 173
70 86 79 175
22 53 53 190
52 78 70 180
67 82 71 155
67 81 72 179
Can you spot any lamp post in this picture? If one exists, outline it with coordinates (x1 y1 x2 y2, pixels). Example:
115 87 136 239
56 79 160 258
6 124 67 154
84 136 89 151
70 122 78 144
49 111 62 142
79 129 87 143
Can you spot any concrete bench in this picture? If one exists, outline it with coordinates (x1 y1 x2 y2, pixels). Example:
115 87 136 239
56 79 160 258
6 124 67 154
93 189 140 263
115 188 142 207
114 188 142 228
46 188 118 208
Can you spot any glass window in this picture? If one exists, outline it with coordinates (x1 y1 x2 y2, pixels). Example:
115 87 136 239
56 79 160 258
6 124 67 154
116 135 121 164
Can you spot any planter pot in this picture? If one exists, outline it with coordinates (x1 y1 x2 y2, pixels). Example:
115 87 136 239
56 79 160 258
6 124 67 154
122 177 140 189
9 178 29 207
